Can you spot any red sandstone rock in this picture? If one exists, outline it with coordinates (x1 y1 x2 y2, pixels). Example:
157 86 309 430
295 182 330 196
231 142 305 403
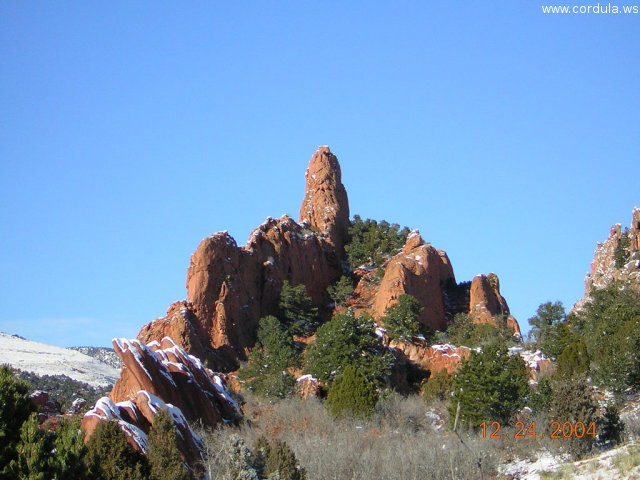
83 336 239 468
371 231 455 332
468 273 521 336
299 146 350 258
385 339 472 374
573 206 640 313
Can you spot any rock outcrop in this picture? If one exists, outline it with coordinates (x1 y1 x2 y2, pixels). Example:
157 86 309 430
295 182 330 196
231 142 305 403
82 337 239 466
573 206 640 312
299 146 350 258
469 273 521 336
371 231 454 332
385 339 472 374
138 148 349 371
135 145 520 378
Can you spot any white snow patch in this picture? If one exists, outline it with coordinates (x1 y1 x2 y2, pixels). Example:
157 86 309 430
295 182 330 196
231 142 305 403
0 332 119 387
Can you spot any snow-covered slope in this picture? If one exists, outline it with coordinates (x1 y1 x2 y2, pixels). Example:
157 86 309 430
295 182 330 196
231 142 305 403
0 332 119 387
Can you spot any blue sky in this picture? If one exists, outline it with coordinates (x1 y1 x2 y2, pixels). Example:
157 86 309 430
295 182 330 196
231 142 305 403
1 2 638 347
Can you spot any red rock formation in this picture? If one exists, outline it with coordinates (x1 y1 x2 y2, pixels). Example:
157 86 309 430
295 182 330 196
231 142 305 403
138 149 350 371
295 374 320 398
469 273 521 336
385 339 472 374
299 146 350 258
83 337 239 466
573 206 640 313
371 231 455 332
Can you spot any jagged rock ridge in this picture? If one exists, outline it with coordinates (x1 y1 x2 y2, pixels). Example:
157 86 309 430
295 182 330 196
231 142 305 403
573 206 640 312
137 146 520 372
82 337 239 466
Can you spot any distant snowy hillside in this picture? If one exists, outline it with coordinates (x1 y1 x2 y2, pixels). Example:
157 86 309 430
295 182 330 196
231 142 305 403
0 332 119 387
68 346 122 369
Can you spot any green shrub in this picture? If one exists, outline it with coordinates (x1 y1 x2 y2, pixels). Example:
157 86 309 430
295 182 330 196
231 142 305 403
279 281 318 336
556 339 590 378
327 275 354 307
147 409 193 480
255 437 306 480
344 216 410 268
421 369 452 403
449 343 529 429
445 313 514 348
239 316 299 399
548 376 598 459
599 404 625 447
304 310 393 386
614 228 631 268
0 365 36 476
381 294 425 342
527 301 574 358
84 420 150 480
326 365 378 418
529 376 554 414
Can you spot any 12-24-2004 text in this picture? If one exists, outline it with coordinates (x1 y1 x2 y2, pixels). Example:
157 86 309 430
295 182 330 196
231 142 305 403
480 421 597 439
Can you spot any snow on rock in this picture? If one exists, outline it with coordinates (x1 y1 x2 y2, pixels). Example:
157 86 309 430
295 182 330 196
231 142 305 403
0 332 119 387
84 336 241 468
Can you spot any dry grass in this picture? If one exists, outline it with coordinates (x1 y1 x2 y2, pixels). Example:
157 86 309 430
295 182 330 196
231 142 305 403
199 393 502 480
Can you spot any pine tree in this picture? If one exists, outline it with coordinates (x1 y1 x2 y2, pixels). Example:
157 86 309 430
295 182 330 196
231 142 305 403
259 438 306 480
239 316 299 398
422 369 452 403
84 420 150 480
381 294 424 341
327 275 354 307
279 281 318 336
527 301 574 358
449 343 529 428
326 365 378 418
344 216 410 268
148 409 193 480
8 413 51 480
599 404 625 447
305 310 393 386
0 365 36 477
49 416 89 479
556 339 590 378
549 376 598 459
529 376 554 414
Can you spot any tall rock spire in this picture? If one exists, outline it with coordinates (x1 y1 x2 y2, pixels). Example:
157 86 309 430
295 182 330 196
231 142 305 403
299 146 350 258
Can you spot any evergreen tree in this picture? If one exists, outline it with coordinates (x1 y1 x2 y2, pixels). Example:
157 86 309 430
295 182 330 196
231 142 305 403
599 404 625 447
344 216 410 268
445 313 514 348
381 294 425 341
49 416 89 479
279 281 318 336
84 420 150 480
326 365 378 418
305 310 393 386
449 343 529 428
528 301 564 343
239 316 299 398
529 376 554 415
573 284 640 392
549 376 599 459
256 438 306 480
0 365 36 476
8 412 52 480
421 369 452 403
327 275 354 307
556 339 590 378
597 316 640 393
148 409 193 480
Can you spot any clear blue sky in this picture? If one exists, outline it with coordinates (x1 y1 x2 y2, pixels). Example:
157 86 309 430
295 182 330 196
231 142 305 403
1 2 638 347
